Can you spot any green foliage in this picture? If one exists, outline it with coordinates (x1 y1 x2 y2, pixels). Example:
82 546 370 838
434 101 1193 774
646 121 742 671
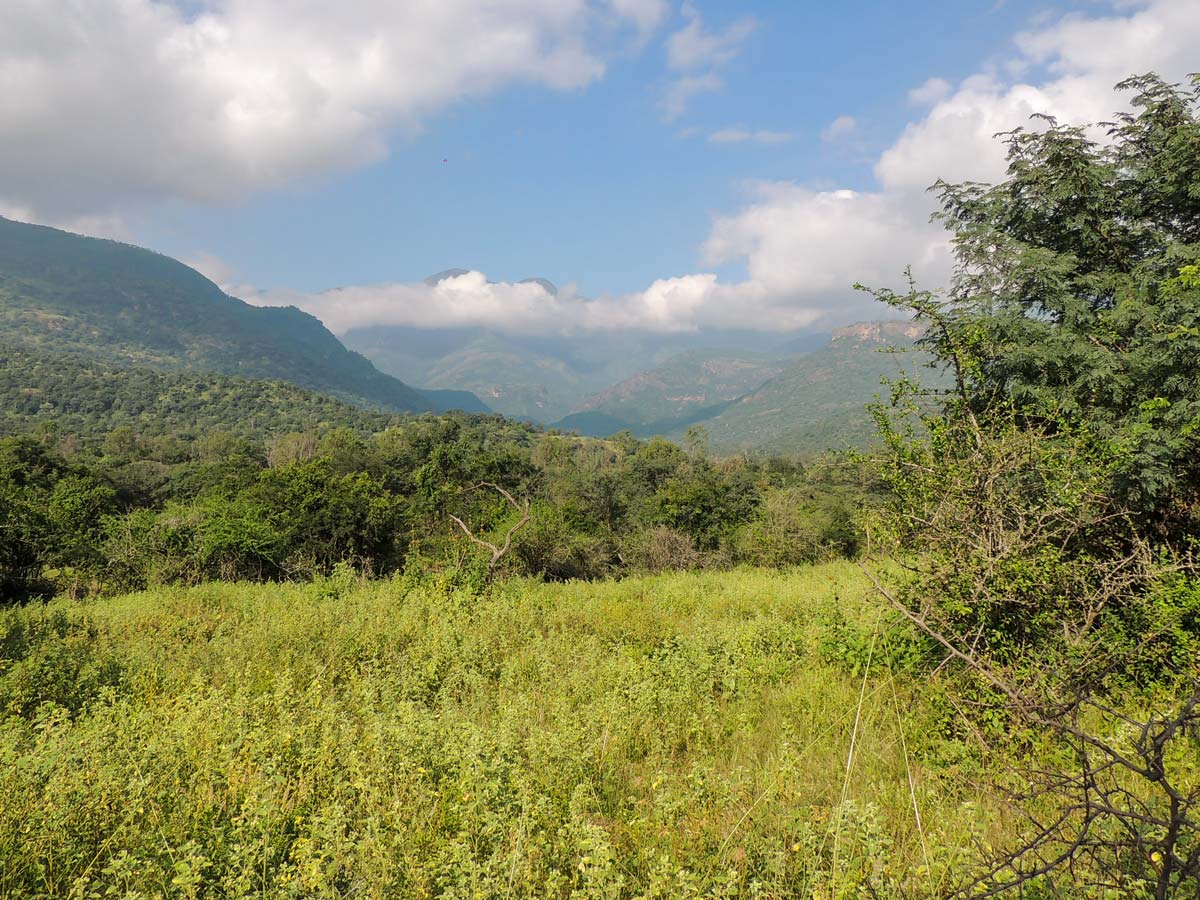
861 73 1200 897
0 564 997 899
508 501 613 580
0 437 116 600
0 404 880 601
735 485 862 568
912 73 1200 537
649 462 760 551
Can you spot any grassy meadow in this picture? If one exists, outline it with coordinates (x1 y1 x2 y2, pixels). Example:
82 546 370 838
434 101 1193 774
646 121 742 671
0 564 1007 899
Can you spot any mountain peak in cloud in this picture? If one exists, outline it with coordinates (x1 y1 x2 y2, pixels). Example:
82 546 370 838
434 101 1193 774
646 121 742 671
519 277 558 296
424 268 474 286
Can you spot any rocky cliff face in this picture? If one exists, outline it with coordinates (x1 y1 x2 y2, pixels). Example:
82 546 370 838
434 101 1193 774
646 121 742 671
831 320 925 343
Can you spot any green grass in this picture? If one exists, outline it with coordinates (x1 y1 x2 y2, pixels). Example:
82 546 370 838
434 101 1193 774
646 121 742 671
0 564 1000 898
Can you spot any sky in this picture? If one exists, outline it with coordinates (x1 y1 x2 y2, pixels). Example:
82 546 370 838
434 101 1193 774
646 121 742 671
1 0 1197 337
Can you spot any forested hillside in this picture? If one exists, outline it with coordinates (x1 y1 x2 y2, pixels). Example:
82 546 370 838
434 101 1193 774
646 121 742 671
0 217 432 413
557 348 794 435
667 321 933 453
0 345 403 440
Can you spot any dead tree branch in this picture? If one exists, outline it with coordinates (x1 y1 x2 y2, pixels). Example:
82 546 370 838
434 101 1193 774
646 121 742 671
449 481 531 573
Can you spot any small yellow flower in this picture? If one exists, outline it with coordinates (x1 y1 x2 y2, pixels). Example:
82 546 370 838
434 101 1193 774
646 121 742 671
791 842 802 853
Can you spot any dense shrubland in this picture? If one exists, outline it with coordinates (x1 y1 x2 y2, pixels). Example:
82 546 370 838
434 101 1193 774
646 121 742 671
0 413 872 602
860 73 1200 896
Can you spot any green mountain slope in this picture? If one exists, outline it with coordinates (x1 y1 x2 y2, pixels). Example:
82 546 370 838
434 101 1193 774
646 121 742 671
561 349 793 433
547 322 939 454
416 388 491 414
420 334 589 421
344 324 630 422
0 344 404 440
0 217 431 413
670 321 939 454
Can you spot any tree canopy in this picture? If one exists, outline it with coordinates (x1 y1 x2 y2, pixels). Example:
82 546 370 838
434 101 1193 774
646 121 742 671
892 73 1200 535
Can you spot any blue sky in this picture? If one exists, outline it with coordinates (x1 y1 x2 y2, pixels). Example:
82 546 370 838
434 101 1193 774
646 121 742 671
1 0 1193 335
151 0 1086 296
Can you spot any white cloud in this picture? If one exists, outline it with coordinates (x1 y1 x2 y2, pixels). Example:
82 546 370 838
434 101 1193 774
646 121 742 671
0 200 132 242
233 269 733 335
230 0 1200 338
820 115 858 143
184 252 240 288
660 2 754 120
878 0 1200 198
661 72 724 121
699 184 951 321
684 0 1200 333
665 2 755 70
708 128 791 145
0 0 662 222
608 0 671 34
226 185 947 336
18 0 1200 338
908 77 951 105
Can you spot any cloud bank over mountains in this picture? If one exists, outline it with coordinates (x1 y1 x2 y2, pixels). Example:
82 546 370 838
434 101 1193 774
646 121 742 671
4 0 1198 336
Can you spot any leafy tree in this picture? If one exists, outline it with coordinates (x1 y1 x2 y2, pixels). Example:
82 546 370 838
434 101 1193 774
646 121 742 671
862 74 1200 898
905 73 1200 538
650 462 760 551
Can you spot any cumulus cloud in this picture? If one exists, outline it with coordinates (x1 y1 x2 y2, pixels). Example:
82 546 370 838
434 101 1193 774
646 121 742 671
223 184 947 337
661 72 724 121
240 271 645 334
878 0 1200 197
0 0 664 222
608 0 672 35
0 200 133 242
820 115 858 143
708 128 791 144
15 0 1199 338
686 0 1200 331
908 77 952 105
255 0 1200 337
230 269 789 336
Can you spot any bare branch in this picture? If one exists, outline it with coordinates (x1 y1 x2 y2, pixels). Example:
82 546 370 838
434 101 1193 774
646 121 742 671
448 482 532 573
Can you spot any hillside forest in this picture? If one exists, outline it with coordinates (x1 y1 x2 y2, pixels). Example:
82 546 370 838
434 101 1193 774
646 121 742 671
1 74 1199 899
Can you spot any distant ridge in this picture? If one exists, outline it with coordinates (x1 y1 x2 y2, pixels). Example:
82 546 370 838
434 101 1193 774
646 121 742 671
672 320 937 454
549 321 940 455
417 387 492 414
0 216 431 413
556 349 794 435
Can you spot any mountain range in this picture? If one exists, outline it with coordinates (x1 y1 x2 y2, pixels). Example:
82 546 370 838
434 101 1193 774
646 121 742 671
0 217 451 415
341 272 831 424
0 217 939 455
551 321 933 454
